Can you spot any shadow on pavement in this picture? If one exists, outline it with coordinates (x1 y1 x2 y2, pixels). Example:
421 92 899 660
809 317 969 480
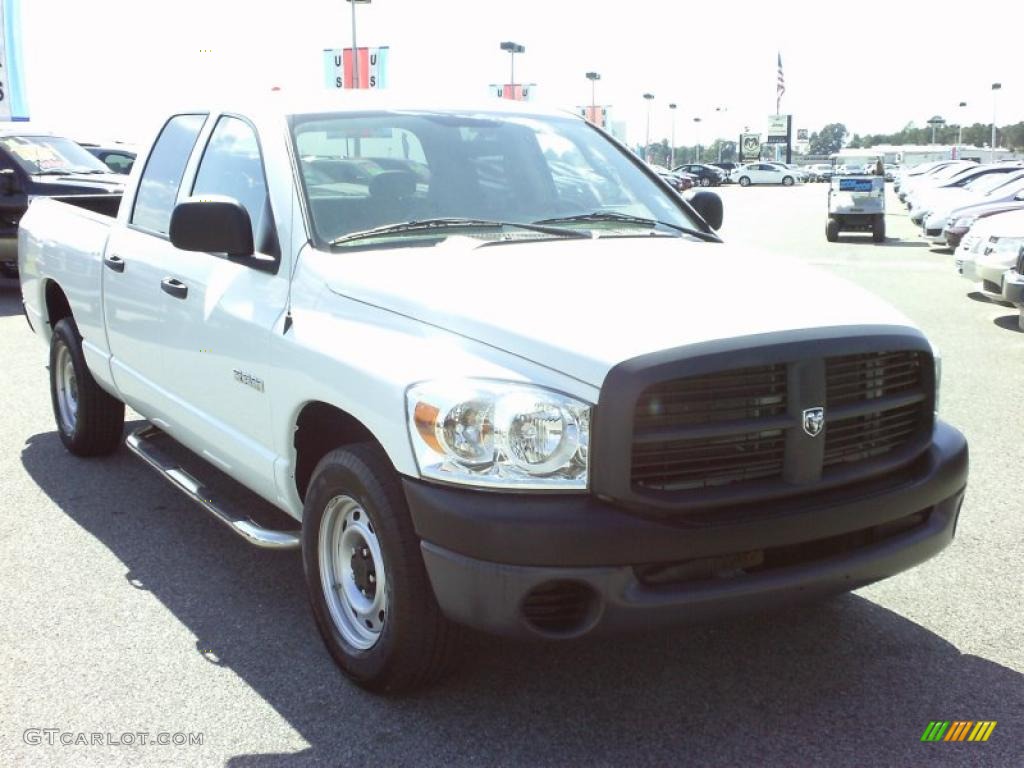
21 428 1024 767
967 291 1014 307
993 314 1023 333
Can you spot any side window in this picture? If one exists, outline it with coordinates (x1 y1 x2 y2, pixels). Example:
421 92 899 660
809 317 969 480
192 116 277 256
131 114 206 235
103 152 135 174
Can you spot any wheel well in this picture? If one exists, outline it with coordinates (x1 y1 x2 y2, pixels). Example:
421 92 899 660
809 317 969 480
44 281 72 330
293 402 378 501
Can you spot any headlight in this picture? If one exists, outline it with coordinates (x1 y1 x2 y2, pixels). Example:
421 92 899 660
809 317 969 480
407 380 590 490
953 216 976 228
990 236 1024 256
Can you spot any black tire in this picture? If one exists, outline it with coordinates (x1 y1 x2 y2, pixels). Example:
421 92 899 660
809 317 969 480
49 317 125 456
826 218 840 242
872 214 886 243
302 443 460 693
739 176 751 187
782 176 794 186
700 177 711 187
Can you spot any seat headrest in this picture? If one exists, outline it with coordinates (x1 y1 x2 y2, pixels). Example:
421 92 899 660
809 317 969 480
369 170 416 200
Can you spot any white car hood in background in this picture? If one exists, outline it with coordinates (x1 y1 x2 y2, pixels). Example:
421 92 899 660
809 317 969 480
321 236 916 386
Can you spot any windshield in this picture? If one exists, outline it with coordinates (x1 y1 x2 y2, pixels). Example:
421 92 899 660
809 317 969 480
0 135 112 175
291 110 702 247
983 173 1024 196
964 172 1016 193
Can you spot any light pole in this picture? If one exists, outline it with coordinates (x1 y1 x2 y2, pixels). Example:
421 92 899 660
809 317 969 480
643 93 654 162
500 41 526 94
927 115 945 145
668 103 677 168
346 0 371 88
991 83 1001 163
714 106 728 162
693 116 702 163
586 72 600 124
957 101 967 149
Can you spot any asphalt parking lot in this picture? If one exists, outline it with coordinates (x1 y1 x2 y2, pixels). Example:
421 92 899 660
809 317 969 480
1 182 1022 767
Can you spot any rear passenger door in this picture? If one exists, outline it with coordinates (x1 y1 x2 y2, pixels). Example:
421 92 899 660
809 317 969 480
155 114 286 501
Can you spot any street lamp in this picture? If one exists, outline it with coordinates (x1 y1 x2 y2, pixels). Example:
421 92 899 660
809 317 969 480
693 116 702 163
957 101 967 149
927 115 945 145
585 72 600 125
991 83 1002 163
642 93 654 162
715 106 728 162
345 0 372 88
668 103 677 168
500 41 526 91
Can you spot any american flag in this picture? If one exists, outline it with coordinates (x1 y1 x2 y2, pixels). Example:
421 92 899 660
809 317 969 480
776 53 785 113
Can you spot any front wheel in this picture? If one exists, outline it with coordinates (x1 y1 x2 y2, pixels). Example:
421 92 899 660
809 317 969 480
302 444 460 693
738 176 751 187
782 176 794 186
49 317 125 456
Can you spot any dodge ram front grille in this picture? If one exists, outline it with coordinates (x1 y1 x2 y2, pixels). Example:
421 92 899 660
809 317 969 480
626 349 932 498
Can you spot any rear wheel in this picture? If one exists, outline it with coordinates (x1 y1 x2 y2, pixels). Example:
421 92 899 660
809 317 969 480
739 176 751 187
782 176 794 186
826 218 840 242
872 214 886 243
700 177 711 187
302 444 460 693
49 317 125 456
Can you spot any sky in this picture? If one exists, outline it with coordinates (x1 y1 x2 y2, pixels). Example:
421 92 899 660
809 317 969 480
12 0 1023 148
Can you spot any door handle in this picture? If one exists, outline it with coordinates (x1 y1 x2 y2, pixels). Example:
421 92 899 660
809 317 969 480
160 277 188 300
103 254 125 272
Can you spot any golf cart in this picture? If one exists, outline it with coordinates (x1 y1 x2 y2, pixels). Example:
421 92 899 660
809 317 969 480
826 160 886 243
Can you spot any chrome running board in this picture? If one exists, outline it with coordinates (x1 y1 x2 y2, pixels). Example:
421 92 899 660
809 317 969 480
126 425 300 550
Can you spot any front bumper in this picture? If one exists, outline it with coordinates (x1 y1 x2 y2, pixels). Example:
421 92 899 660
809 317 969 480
1004 271 1024 306
407 422 968 639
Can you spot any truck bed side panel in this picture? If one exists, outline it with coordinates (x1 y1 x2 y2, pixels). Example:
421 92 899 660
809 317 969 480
19 198 120 395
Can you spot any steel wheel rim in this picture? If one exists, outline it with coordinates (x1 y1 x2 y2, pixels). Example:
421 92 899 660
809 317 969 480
55 343 79 434
319 494 388 650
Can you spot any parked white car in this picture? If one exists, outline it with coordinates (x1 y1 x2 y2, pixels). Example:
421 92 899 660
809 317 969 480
954 208 1024 300
734 162 800 186
908 165 1023 225
924 174 1024 244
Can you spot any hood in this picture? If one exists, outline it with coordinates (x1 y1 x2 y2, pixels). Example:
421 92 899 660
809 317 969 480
318 236 915 387
32 173 124 193
969 209 1024 239
951 199 1024 222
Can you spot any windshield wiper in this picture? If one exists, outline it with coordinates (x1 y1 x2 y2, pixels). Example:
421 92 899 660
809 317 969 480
329 217 589 246
533 211 715 240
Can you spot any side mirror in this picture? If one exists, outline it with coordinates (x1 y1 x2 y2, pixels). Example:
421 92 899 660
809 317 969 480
0 168 21 196
169 198 254 257
686 190 723 230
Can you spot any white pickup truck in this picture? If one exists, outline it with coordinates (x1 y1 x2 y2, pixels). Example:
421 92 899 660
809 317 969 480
19 94 968 693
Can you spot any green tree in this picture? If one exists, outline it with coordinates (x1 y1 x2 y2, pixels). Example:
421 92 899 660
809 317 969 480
809 123 848 155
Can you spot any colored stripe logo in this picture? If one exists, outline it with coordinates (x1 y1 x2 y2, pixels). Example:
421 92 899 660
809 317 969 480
921 721 996 742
